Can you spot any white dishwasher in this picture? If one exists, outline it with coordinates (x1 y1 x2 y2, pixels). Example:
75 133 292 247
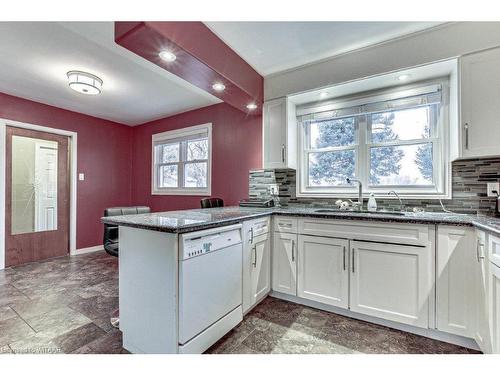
178 224 243 354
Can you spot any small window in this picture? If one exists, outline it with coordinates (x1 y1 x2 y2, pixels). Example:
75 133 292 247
297 80 449 198
152 123 211 195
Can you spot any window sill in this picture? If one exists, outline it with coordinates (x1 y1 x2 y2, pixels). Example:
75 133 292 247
296 190 451 200
152 188 211 196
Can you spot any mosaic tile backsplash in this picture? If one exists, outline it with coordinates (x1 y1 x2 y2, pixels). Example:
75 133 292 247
249 157 500 216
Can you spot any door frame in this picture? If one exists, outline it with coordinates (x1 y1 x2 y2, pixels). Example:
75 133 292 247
0 118 77 269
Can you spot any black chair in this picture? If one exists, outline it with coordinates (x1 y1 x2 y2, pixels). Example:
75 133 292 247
103 206 150 328
103 206 150 257
200 198 224 209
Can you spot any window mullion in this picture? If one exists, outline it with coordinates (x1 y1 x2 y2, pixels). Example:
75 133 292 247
357 115 368 190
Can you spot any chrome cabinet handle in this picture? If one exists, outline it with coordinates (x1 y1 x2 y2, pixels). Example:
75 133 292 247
281 144 285 163
250 228 254 243
477 240 485 260
351 248 355 273
343 246 346 271
464 123 469 150
291 240 295 262
252 246 257 267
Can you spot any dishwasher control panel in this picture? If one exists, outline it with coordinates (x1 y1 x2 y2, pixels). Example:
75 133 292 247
180 227 242 260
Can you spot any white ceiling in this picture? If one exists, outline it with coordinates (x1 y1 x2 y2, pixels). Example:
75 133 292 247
0 22 221 126
205 22 445 76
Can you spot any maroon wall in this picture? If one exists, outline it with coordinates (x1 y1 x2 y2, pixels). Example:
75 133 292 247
0 93 133 249
131 103 262 211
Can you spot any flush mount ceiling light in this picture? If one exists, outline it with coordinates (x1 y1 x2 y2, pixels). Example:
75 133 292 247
397 74 411 81
212 82 226 92
159 50 177 62
246 103 257 110
67 71 103 95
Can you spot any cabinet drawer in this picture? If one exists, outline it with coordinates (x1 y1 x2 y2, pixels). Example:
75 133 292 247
249 217 271 236
274 216 298 234
489 234 500 268
298 218 429 246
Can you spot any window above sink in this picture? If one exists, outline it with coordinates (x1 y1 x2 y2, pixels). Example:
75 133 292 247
296 78 451 199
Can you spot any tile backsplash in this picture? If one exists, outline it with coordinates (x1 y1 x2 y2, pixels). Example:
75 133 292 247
249 157 500 215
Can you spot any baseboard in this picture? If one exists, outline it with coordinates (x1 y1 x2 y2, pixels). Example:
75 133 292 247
270 291 480 351
71 245 104 256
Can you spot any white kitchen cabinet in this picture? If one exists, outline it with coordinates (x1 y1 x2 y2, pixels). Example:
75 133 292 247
488 234 500 269
489 261 500 354
272 232 297 296
436 227 476 337
460 47 500 158
475 230 492 353
242 218 271 313
349 240 432 328
263 97 297 169
297 235 349 308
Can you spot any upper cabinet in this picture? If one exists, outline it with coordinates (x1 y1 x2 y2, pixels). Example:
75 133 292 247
460 47 500 159
263 98 297 169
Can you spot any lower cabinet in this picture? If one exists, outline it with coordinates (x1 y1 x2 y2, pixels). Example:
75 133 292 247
474 230 491 352
297 235 349 308
436 227 476 337
242 219 271 314
272 232 297 296
349 240 432 328
490 261 500 354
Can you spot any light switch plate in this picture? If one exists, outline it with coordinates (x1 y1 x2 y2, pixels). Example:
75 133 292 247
269 184 279 195
487 182 499 197
78 173 85 181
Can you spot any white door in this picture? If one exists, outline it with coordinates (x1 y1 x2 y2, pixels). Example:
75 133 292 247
349 240 432 328
263 98 287 168
436 227 475 337
460 47 500 158
272 232 297 296
34 143 58 231
297 235 349 308
250 233 271 306
490 262 500 354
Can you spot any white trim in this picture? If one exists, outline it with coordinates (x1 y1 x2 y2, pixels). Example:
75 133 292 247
0 119 77 270
71 245 103 256
151 123 212 196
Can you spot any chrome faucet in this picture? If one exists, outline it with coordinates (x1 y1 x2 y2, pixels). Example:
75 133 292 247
388 190 404 212
346 177 363 210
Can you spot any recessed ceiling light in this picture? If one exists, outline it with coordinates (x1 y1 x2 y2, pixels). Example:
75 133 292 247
319 92 329 99
398 74 411 81
212 82 226 92
67 71 103 95
246 103 257 110
159 50 176 62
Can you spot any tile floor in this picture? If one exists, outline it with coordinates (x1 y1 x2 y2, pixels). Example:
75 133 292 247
0 251 479 354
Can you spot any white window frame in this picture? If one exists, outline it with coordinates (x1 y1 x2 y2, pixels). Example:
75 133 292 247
297 79 451 199
151 123 212 196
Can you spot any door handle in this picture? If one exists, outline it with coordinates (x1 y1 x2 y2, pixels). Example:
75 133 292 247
252 246 257 268
351 248 355 273
464 123 469 150
281 144 285 163
291 240 295 262
343 246 346 271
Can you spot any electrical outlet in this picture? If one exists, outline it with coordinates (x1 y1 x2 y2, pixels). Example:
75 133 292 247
269 184 279 195
487 182 500 197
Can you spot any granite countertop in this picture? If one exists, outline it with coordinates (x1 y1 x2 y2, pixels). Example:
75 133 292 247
101 205 500 236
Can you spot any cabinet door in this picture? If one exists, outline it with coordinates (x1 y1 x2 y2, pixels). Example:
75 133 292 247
436 227 476 337
250 233 271 306
490 262 500 354
272 232 297 296
297 235 349 308
460 47 500 158
475 231 492 353
349 240 432 328
263 98 287 168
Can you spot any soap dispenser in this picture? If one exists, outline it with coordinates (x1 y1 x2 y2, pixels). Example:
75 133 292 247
367 193 377 212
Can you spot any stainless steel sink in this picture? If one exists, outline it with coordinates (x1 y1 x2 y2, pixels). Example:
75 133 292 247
314 209 406 216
